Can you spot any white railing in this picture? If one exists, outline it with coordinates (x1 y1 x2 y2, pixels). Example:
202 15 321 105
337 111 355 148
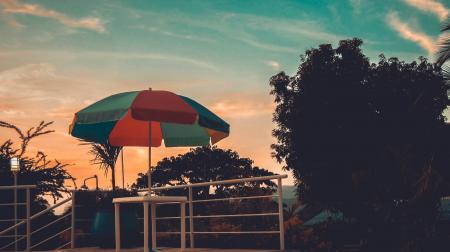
0 185 34 251
0 186 75 251
1 174 287 251
138 174 288 250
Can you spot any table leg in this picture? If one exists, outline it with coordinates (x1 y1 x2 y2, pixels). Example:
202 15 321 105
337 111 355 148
114 203 120 252
151 203 157 249
143 202 149 252
181 202 186 250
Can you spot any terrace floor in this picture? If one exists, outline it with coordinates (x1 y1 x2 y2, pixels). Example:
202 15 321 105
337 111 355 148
57 248 280 252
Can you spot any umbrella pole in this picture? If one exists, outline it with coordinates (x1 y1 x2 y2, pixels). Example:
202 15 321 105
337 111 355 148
148 122 152 195
121 148 125 189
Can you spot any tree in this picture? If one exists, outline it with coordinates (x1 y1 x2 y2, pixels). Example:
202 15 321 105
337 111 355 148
270 38 450 249
134 146 276 198
133 146 281 249
437 22 450 67
0 120 73 203
0 121 74 249
84 142 122 191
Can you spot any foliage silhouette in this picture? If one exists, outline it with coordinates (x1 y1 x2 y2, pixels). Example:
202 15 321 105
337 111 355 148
437 22 450 67
270 38 450 250
0 120 74 250
133 146 282 249
0 120 73 202
83 141 122 191
134 146 276 198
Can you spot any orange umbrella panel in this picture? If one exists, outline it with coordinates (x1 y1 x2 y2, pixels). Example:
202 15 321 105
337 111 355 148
109 111 163 147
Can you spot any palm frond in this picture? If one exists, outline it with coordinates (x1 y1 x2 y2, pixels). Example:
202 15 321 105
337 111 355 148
436 35 450 66
82 141 122 176
442 65 450 82
436 19 450 66
441 22 450 33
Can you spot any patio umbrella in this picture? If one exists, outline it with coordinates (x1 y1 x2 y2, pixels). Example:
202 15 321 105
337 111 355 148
69 89 230 193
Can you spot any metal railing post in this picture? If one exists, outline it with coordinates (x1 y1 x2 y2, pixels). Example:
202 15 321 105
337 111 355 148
188 186 194 248
26 188 30 251
277 178 285 251
14 174 18 252
143 202 149 252
115 203 121 252
151 204 156 249
71 191 76 249
180 202 186 250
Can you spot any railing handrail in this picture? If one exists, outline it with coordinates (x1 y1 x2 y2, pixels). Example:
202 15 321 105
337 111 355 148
138 174 288 192
0 220 27 236
30 227 72 250
134 174 287 250
0 185 36 190
192 194 277 203
29 197 72 221
0 233 26 251
0 195 71 235
1 176 288 250
153 212 280 220
30 212 71 235
0 189 74 251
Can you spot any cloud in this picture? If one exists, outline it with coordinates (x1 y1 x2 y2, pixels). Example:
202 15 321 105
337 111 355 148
221 13 342 52
0 63 107 116
403 0 449 21
130 10 342 53
328 5 341 22
0 12 24 29
238 37 297 53
209 94 275 119
0 0 106 32
84 51 219 71
0 49 219 71
349 0 362 15
266 60 281 70
229 13 341 44
131 25 216 43
0 63 59 103
45 106 78 120
160 30 215 43
386 11 436 55
2 109 26 118
0 62 56 82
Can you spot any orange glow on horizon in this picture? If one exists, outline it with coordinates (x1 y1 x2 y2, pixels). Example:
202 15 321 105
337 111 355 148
0 89 293 189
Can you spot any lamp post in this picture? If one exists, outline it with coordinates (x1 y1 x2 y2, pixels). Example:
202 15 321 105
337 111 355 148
10 157 20 251
82 175 99 190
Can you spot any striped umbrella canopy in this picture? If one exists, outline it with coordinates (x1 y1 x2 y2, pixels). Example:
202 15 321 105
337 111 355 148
69 89 230 191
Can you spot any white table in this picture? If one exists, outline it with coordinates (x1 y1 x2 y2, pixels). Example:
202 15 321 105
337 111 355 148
112 196 187 252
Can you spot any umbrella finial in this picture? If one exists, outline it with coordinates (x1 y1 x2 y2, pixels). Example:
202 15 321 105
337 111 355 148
148 87 152 91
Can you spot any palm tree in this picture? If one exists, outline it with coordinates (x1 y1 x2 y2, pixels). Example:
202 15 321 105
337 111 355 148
85 141 122 191
437 22 450 67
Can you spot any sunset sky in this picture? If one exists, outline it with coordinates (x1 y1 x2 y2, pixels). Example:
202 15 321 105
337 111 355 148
0 0 448 189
